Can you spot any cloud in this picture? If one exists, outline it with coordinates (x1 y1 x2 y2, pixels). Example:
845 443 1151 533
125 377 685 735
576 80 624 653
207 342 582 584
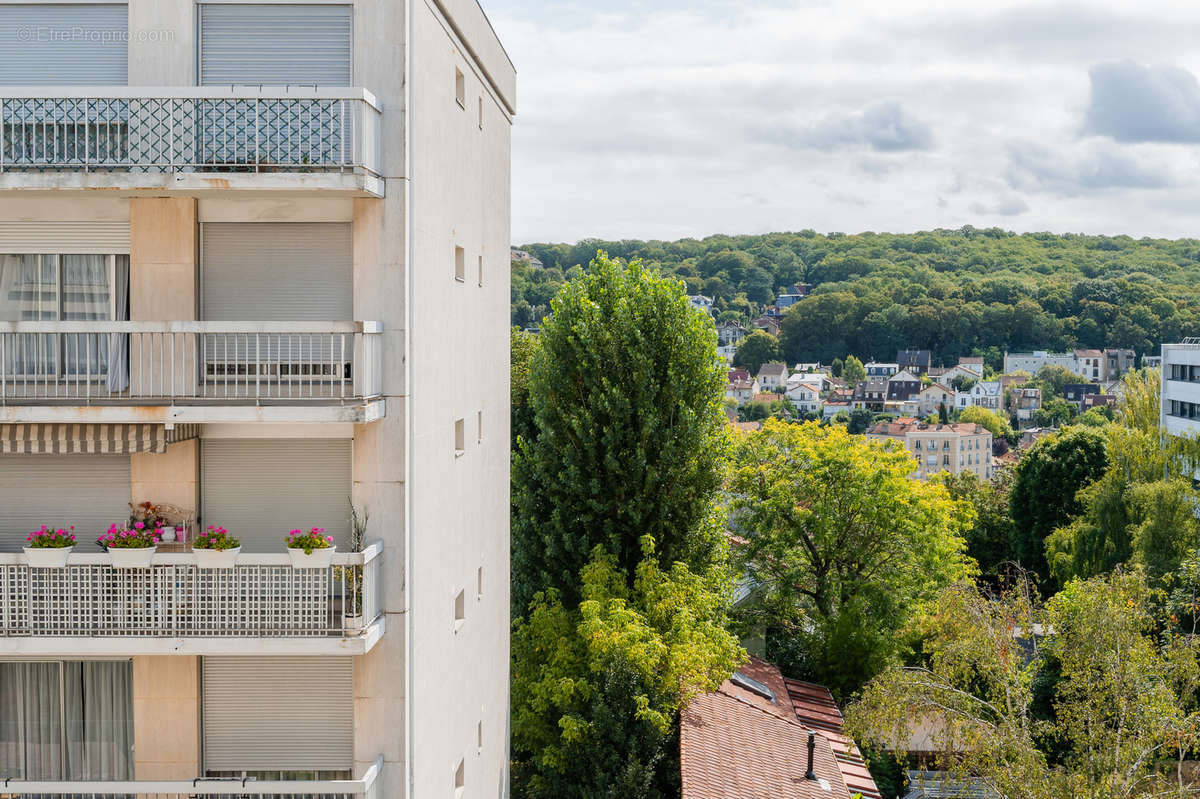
968 195 1030 216
1084 61 1200 143
788 100 935 153
1004 140 1172 195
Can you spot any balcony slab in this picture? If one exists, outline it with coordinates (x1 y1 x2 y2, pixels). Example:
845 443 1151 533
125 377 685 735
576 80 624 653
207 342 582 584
0 170 385 197
0 398 386 424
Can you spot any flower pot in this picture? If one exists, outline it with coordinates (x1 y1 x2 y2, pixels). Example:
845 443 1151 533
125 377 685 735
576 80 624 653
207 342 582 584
23 546 73 568
108 546 157 569
343 614 364 634
193 546 241 569
288 545 336 569
158 527 177 543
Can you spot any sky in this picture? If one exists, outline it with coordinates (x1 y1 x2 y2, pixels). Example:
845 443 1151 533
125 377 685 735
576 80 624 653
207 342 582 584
484 0 1200 244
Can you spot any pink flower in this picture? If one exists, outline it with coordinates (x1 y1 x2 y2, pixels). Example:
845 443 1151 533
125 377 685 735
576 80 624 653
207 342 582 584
326 536 334 543
134 522 144 530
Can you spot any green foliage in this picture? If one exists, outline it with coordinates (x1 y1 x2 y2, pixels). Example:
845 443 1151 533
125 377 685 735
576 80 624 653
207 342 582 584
512 253 730 611
937 470 1017 579
1036 365 1087 398
510 541 744 799
731 330 781 374
1075 406 1113 427
847 572 1200 799
511 327 540 446
959 405 1013 442
846 408 873 434
1009 427 1109 585
729 420 974 697
841 354 866 385
1033 397 1076 427
513 231 1200 364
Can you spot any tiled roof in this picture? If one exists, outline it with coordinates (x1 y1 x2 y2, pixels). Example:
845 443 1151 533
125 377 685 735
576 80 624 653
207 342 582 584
681 658 880 799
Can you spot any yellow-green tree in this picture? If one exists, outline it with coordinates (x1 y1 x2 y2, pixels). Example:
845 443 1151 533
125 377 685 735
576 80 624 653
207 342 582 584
728 420 974 696
959 405 1013 442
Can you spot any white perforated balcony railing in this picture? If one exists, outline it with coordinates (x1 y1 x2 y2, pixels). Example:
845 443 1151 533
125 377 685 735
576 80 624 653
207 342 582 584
0 87 381 177
0 321 383 404
0 755 383 799
0 542 382 652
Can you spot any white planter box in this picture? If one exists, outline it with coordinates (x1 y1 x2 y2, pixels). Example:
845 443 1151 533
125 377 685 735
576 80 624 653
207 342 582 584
193 546 241 569
158 527 177 543
23 546 73 568
108 546 157 569
288 545 336 569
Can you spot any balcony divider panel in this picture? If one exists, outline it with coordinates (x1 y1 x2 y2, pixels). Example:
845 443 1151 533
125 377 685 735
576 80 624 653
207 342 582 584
0 4 128 85
201 655 354 772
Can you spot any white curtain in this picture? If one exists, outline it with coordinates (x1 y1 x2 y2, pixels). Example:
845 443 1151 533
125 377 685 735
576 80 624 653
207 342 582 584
0 661 133 781
106 255 129 392
61 254 112 378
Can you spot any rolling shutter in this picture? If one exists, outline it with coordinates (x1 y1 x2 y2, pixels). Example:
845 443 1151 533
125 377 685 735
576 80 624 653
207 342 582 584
199 4 352 86
0 222 130 255
202 656 353 772
200 223 352 321
0 454 129 550
0 4 128 85
200 439 351 552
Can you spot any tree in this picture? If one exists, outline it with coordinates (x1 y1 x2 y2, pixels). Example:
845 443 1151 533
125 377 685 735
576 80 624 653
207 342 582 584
511 327 541 447
728 420 974 696
1009 427 1109 586
1036 364 1086 398
831 357 844 378
846 407 874 434
1033 397 1075 427
938 470 1017 580
731 330 782 375
848 572 1200 799
511 540 744 799
842 354 866 385
512 253 730 611
959 405 1013 443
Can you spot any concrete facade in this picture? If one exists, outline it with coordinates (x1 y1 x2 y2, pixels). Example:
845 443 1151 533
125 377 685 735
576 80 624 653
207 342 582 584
1162 342 1200 439
867 421 994 481
0 2 514 798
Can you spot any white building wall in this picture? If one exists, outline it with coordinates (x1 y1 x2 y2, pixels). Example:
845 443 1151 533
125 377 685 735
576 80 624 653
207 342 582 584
1162 343 1200 438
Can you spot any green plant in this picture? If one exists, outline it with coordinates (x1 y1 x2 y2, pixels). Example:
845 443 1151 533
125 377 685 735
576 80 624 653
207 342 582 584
26 525 76 549
286 527 332 554
193 525 240 551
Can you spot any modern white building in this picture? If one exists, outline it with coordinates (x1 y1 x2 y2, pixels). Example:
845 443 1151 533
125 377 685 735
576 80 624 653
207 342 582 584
0 3 514 798
1162 340 1200 438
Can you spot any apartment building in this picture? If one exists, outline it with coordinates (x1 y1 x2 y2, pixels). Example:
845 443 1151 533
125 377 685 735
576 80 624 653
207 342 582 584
1162 340 1200 438
0 3 514 798
867 421 993 481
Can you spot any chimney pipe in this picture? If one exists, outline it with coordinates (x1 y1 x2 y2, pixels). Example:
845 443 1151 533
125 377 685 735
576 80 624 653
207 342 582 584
805 730 816 780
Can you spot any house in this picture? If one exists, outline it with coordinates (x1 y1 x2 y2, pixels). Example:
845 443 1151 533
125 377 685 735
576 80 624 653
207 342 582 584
1003 350 1081 377
787 372 829 393
1083 393 1117 411
775 293 806 309
688 295 715 315
958 356 985 371
0 2 513 794
755 392 785 405
728 368 751 383
919 383 956 417
938 364 983 385
753 316 782 336
1007 387 1043 425
956 380 1003 411
793 362 827 374
510 248 544 268
1105 348 1136 379
716 319 748 346
887 369 922 402
716 343 738 361
864 361 900 378
822 401 853 419
1074 349 1104 381
727 379 762 405
787 383 824 415
757 362 790 391
1063 383 1100 409
1162 341 1200 439
681 658 881 799
867 422 994 481
852 379 890 411
897 349 932 374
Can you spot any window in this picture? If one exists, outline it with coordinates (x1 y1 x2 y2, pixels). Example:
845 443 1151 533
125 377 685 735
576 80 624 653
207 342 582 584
478 96 484 129
478 254 484 287
455 418 466 456
455 246 466 282
943 455 950 466
455 758 466 797
477 410 484 443
455 68 466 108
0 661 133 780
477 719 484 753
477 566 484 600
454 588 466 632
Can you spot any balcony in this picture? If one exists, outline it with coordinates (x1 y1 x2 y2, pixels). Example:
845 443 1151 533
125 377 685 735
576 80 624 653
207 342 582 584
0 320 385 424
0 541 383 655
0 87 383 196
0 755 382 798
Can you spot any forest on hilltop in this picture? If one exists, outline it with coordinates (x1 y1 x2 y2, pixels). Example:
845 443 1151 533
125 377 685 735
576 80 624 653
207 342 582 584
511 227 1200 368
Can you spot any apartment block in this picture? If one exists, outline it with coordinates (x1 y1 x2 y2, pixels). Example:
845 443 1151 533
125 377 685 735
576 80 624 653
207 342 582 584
1162 340 1200 439
867 421 993 481
0 3 514 798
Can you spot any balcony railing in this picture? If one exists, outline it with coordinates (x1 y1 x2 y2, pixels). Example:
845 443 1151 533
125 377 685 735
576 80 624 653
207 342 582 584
0 321 383 403
0 542 381 639
0 87 381 176
0 754 383 798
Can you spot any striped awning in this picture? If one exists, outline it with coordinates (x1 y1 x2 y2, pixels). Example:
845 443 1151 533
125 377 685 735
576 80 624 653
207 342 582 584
0 424 201 455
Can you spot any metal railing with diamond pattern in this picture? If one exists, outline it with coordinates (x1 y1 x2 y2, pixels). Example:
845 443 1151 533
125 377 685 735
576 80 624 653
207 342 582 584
0 87 381 175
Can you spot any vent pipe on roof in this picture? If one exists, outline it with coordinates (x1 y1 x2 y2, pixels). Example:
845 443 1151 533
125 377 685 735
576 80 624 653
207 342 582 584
805 730 816 780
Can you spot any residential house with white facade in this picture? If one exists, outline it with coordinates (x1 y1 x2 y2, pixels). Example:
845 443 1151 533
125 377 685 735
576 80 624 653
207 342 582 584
956 381 1003 411
867 422 993 481
757 362 789 391
864 361 899 378
918 383 955 417
0 3 513 797
786 383 823 415
716 319 747 347
688 295 714 315
727 379 761 405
